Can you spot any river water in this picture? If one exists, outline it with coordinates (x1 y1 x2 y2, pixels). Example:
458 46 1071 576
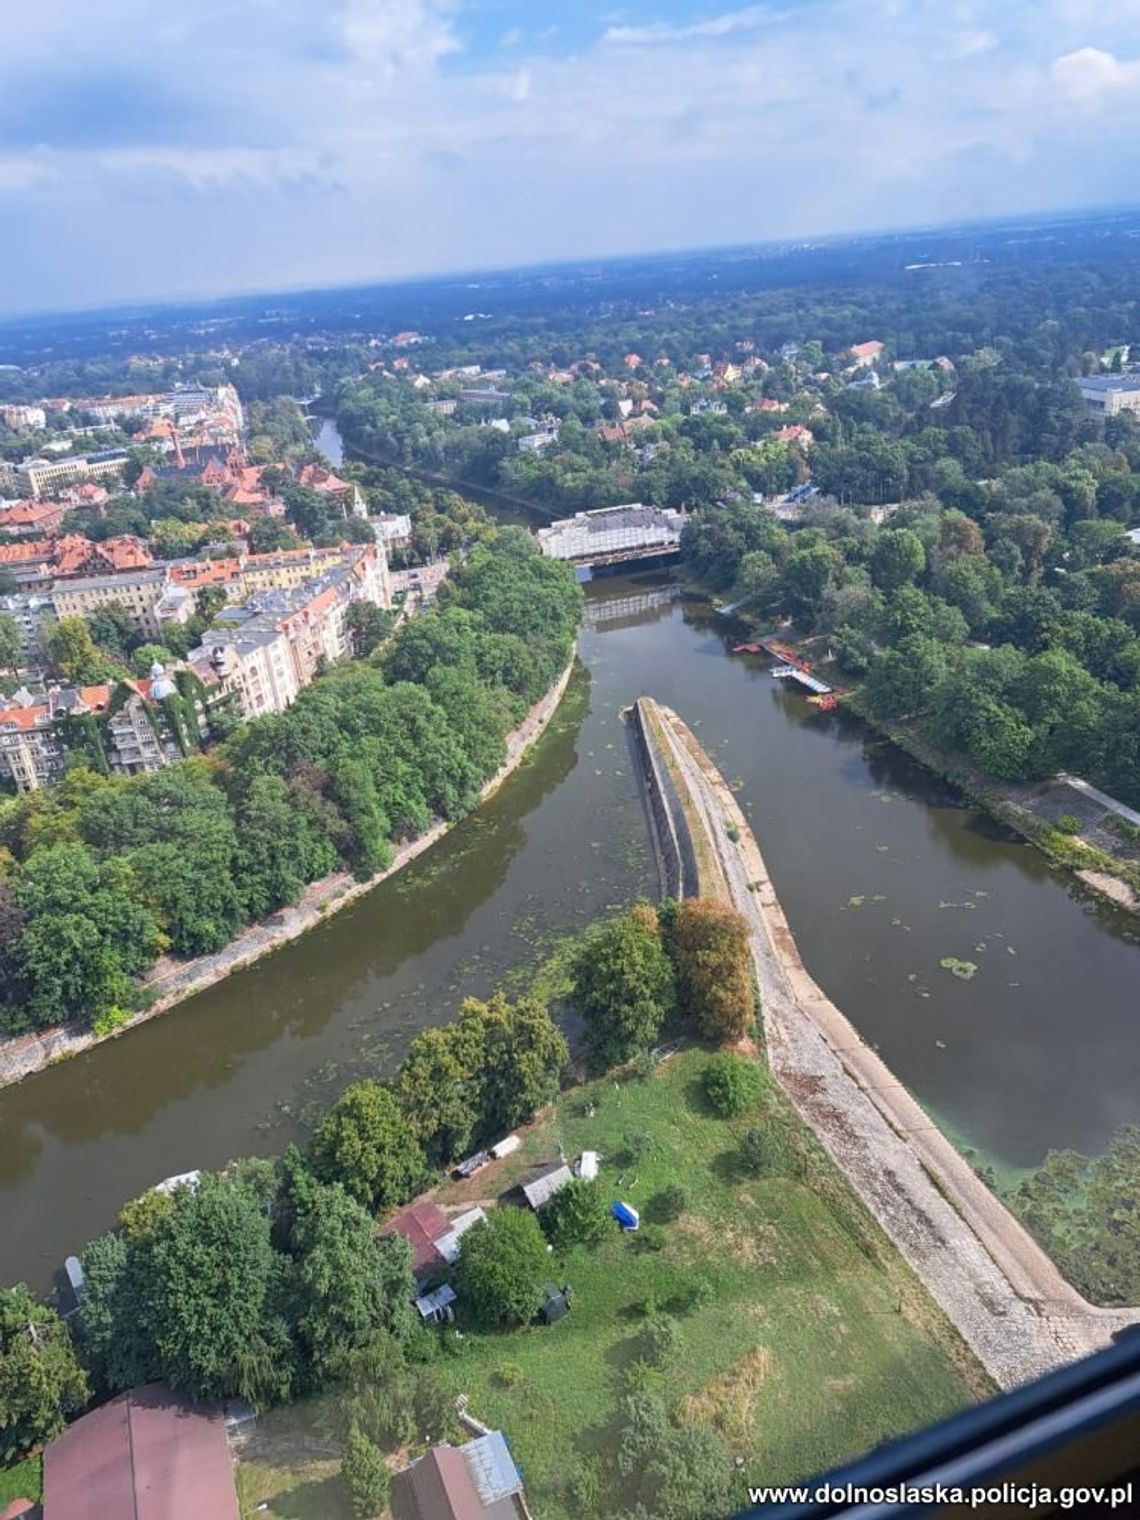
3 474 1140 1292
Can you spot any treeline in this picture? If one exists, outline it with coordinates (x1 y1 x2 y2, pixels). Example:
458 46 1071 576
0 531 582 1035
681 476 1140 805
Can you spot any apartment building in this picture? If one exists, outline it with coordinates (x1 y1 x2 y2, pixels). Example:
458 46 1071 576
189 544 389 721
52 567 168 639
0 684 113 791
16 449 130 499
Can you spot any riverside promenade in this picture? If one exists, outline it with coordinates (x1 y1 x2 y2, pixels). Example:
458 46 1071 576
632 697 1137 1391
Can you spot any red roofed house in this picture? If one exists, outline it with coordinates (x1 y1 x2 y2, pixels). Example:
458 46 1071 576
775 425 814 447
391 1430 527 1520
850 340 884 368
748 398 789 414
42 1383 239 1520
380 1200 452 1279
623 352 643 370
0 500 66 536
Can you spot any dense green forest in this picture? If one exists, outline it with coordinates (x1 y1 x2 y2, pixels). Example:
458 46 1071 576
0 531 582 1035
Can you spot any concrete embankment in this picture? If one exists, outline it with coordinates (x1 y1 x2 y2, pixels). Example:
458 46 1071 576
631 696 1138 1391
0 659 577 1092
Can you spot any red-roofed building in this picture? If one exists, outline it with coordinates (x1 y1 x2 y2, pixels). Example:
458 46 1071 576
380 1200 452 1278
0 538 54 570
775 424 814 446
42 1383 239 1520
850 340 884 368
748 398 789 414
0 500 67 536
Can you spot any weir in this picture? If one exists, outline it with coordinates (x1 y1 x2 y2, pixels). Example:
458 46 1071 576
628 695 1138 1389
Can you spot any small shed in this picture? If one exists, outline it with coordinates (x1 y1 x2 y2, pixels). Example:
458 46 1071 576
576 1151 599 1180
491 1134 520 1160
539 1284 572 1325
434 1207 487 1265
521 1163 573 1211
612 1201 640 1231
415 1283 458 1325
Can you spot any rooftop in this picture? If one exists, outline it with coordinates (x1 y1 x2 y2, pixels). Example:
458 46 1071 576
1077 373 1140 393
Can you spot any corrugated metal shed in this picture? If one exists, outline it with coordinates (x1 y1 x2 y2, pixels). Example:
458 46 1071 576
521 1164 573 1211
462 1431 522 1505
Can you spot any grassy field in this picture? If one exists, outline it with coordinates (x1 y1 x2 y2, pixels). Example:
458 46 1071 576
0 1454 42 1508
236 1046 991 1518
428 1046 990 1514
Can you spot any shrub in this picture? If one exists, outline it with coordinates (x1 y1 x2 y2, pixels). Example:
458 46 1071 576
677 1273 716 1314
622 1128 655 1165
637 1313 681 1366
647 1184 687 1223
1055 813 1083 835
725 821 741 842
494 1361 525 1388
341 1424 388 1520
703 1054 766 1117
542 1178 611 1250
739 1125 768 1175
634 1224 667 1253
91 1004 131 1038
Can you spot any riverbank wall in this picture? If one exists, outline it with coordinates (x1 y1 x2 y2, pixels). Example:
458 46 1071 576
631 695 1137 1389
0 658 578 1092
626 700 688 898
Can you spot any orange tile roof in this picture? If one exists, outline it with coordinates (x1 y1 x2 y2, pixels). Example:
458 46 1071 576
0 538 54 565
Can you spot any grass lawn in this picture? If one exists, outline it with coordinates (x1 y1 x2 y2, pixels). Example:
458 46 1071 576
426 1046 991 1516
234 1411 351 1520
0 1455 42 1508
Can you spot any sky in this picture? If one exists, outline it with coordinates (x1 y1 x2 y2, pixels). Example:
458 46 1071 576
2 0 1140 314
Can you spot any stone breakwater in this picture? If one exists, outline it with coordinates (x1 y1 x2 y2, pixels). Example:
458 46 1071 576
0 658 577 1091
632 696 1137 1390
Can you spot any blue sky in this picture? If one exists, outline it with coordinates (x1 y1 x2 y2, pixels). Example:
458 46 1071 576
1 0 1140 314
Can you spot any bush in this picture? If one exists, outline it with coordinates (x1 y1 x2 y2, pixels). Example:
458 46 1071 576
542 1178 611 1250
725 821 741 842
634 1224 667 1253
456 1208 549 1327
676 1273 716 1314
1055 813 1084 835
91 1004 131 1038
637 1313 681 1366
622 1128 655 1165
341 1424 388 1520
646 1184 687 1223
703 1054 766 1117
494 1361 525 1388
739 1125 768 1175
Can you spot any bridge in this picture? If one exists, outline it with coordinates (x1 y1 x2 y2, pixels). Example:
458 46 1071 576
536 504 685 572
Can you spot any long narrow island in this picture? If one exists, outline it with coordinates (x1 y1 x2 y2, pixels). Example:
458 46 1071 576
629 697 1137 1389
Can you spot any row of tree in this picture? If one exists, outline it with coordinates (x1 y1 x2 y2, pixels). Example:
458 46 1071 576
0 531 582 1033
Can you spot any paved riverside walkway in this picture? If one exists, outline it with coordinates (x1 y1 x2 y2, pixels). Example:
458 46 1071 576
638 699 1137 1391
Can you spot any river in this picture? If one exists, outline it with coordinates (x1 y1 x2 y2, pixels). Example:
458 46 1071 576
3 472 1140 1293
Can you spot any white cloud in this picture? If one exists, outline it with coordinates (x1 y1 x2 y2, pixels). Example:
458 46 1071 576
1051 45 1140 104
949 28 998 58
602 5 767 46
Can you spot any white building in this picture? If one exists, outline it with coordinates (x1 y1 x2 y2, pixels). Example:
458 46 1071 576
536 503 686 562
1076 375 1140 419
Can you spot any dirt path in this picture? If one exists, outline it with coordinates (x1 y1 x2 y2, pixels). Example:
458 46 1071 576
639 698 1137 1391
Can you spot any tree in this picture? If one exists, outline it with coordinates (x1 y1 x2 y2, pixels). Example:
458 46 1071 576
542 1178 611 1250
131 1173 292 1404
0 612 21 675
672 899 756 1043
341 1423 389 1520
455 1208 549 1327
86 601 138 662
346 601 392 658
0 1285 90 1463
870 528 926 591
285 1166 416 1380
309 1082 425 1212
574 905 676 1071
396 1023 483 1165
703 1054 766 1117
467 991 569 1136
44 616 105 684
